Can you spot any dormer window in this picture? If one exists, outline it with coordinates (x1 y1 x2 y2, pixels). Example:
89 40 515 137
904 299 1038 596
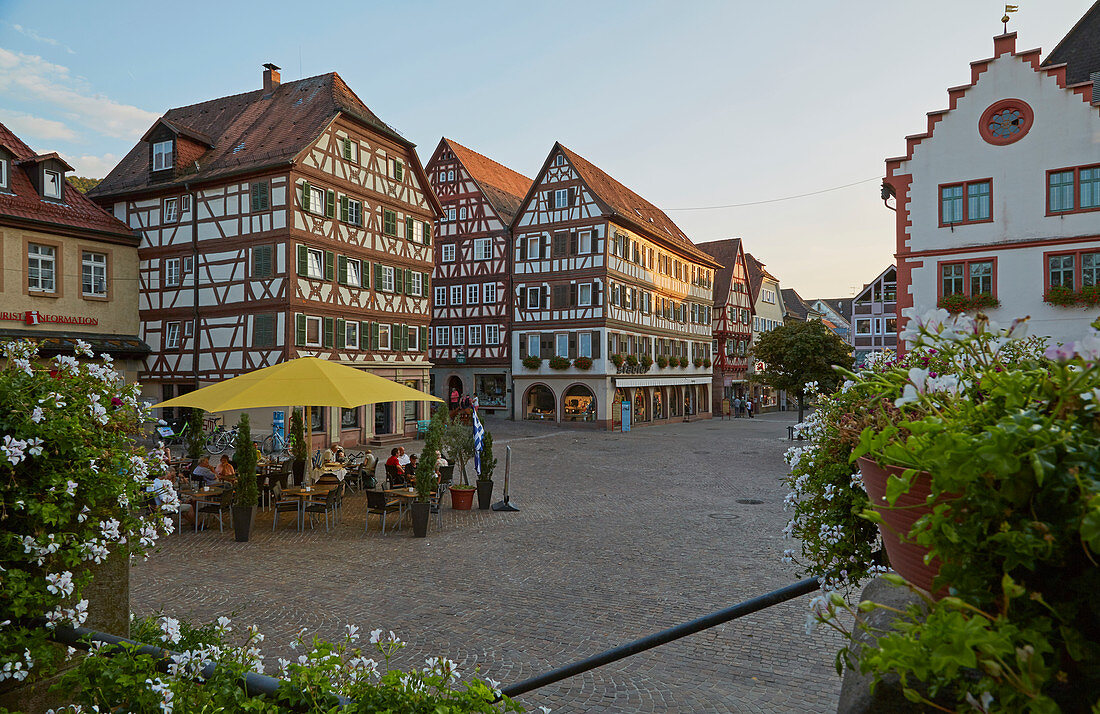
153 140 173 171
0 158 7 190
43 169 62 199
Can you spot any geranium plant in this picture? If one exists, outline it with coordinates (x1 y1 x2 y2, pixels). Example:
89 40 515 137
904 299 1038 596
547 356 570 370
656 356 668 369
936 292 1000 313
1044 284 1100 307
609 354 624 369
640 354 653 368
521 355 542 370
625 354 638 367
573 356 593 370
0 340 173 689
679 357 689 368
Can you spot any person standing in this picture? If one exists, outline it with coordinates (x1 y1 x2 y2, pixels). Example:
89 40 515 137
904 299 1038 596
471 393 479 412
733 397 741 418
450 388 460 411
747 399 754 418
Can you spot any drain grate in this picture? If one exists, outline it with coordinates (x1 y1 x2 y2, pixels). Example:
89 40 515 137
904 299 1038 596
736 498 764 505
708 513 740 520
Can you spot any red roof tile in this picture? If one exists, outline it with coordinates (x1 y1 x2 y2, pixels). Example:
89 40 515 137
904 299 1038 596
555 144 718 266
696 238 743 308
443 138 533 223
0 122 135 241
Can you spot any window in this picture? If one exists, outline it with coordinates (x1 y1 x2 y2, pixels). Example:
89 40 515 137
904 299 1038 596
381 266 395 292
467 283 479 304
578 230 592 254
0 158 7 189
27 244 56 292
407 327 419 351
390 158 404 181
485 324 500 346
383 209 397 236
152 141 173 171
446 207 456 222
409 271 422 296
526 236 541 260
526 287 541 310
556 333 568 357
473 238 492 260
436 326 449 346
1085 253 1100 288
1049 254 1075 290
452 325 465 346
527 333 540 357
378 324 392 350
447 170 455 181
941 263 964 296
305 316 322 346
347 199 362 225
309 186 325 215
345 259 362 287
969 261 993 296
306 248 324 279
554 154 564 167
165 322 181 349
82 252 107 297
1047 165 1100 215
412 220 424 243
434 286 446 306
341 137 356 162
886 318 897 334
442 244 456 262
251 182 270 212
345 321 358 348
163 198 178 223
43 169 61 199
578 283 592 306
469 325 482 345
165 257 181 287
459 207 467 220
253 314 275 347
483 282 497 304
341 408 359 429
554 189 568 209
579 332 592 358
855 319 871 335
941 259 997 299
940 179 991 225
450 285 462 305
1049 171 1075 213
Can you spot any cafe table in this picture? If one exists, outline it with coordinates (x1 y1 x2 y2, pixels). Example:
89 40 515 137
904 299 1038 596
179 485 224 533
281 484 336 531
383 487 434 524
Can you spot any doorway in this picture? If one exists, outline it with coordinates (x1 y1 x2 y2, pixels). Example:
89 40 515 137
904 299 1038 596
375 402 392 435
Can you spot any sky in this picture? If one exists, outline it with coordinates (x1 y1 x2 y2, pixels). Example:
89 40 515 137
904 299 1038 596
0 0 1093 298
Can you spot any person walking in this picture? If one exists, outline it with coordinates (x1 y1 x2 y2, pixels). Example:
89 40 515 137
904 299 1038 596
747 399 754 418
733 396 742 418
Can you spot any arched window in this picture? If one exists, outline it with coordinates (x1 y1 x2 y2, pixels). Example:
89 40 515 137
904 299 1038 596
524 385 555 421
562 385 597 422
652 389 664 420
633 388 647 422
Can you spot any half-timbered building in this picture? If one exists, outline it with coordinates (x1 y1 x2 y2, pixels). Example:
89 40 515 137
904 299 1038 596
510 143 719 429
90 65 441 446
424 138 531 415
697 239 754 409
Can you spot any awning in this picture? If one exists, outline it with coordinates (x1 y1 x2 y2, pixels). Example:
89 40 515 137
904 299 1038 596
0 329 151 359
614 376 713 388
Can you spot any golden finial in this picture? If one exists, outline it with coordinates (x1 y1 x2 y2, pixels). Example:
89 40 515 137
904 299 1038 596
1003 4 1019 33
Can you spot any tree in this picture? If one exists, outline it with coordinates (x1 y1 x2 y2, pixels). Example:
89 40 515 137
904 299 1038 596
441 410 475 486
185 409 206 460
414 407 446 503
68 176 101 193
750 319 853 423
232 413 258 508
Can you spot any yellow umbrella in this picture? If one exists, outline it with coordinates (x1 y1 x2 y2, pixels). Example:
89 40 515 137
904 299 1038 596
153 357 442 411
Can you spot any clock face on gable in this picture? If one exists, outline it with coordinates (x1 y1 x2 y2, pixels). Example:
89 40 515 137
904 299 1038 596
979 99 1034 145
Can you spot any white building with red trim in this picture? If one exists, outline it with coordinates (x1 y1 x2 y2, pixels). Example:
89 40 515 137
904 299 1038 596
883 11 1100 345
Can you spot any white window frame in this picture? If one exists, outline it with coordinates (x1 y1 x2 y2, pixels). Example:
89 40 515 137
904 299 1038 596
526 286 541 310
409 271 422 296
348 198 362 225
407 327 419 351
165 257 181 287
527 333 540 357
43 169 61 199
0 158 7 189
578 283 593 307
556 333 568 357
579 332 592 358
856 319 871 335
152 140 173 171
305 316 322 346
181 194 191 213
381 266 395 293
163 197 178 223
309 186 325 216
446 207 456 222
468 325 482 345
485 324 500 346
578 230 592 254
306 248 324 279
450 285 462 306
442 244 456 263
183 320 194 338
473 237 492 261
412 220 424 243
436 326 449 346
452 325 465 346
526 236 541 260
554 154 564 167
345 321 359 348
164 321 181 349
554 188 568 209
434 286 447 307
466 283 479 304
459 206 467 220
345 259 362 288
82 251 108 297
28 243 57 292
447 170 455 181
374 324 389 350
483 282 497 304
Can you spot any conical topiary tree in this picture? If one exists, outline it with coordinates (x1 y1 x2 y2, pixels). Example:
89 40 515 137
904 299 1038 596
232 413 258 508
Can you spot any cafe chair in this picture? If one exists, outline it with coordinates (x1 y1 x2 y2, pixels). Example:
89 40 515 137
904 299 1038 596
438 465 454 485
365 490 401 535
271 484 302 531
385 463 405 488
196 488 233 533
304 488 338 532
429 483 448 530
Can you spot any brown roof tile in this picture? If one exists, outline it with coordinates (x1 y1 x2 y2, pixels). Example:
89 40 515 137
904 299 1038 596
744 252 778 299
0 122 136 240
443 138 533 223
695 238 743 308
555 144 718 266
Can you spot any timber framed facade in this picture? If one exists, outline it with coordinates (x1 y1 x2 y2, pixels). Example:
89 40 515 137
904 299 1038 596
90 66 441 446
697 239 754 410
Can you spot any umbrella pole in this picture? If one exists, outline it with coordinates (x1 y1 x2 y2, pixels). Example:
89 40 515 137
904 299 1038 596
492 445 519 512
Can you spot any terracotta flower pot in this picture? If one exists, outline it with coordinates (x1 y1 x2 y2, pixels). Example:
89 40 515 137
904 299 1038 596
857 456 943 595
450 487 475 510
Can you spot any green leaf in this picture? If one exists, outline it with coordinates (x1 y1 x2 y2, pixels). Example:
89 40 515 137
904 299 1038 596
1082 508 1100 555
885 472 911 506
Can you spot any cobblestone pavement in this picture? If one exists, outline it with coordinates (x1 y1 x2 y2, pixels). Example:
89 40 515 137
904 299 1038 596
133 413 845 713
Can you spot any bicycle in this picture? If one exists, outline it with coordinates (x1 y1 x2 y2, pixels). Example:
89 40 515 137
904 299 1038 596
260 423 292 456
205 424 239 454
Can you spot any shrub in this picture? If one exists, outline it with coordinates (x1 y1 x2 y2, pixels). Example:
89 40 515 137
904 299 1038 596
548 356 571 370
415 407 446 502
573 356 593 370
625 354 639 367
479 431 497 480
521 355 542 369
679 357 689 368
610 354 624 368
656 355 668 368
290 408 308 463
185 408 206 460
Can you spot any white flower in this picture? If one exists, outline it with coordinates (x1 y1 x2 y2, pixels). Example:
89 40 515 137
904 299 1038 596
45 571 74 598
781 549 795 564
2 436 27 465
12 357 33 377
74 339 94 357
159 616 181 645
345 623 360 641
31 407 45 423
369 628 384 644
53 355 79 372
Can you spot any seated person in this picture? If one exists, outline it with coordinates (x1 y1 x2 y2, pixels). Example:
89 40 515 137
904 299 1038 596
396 446 410 469
436 453 449 471
215 454 237 483
407 454 419 476
253 441 265 464
333 445 346 463
322 442 339 464
192 457 218 486
385 447 405 484
153 468 194 525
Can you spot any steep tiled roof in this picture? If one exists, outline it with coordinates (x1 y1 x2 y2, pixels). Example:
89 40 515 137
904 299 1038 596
744 253 779 300
0 122 136 241
695 238 743 308
443 138 532 224
91 72 410 199
816 297 854 326
782 288 815 321
556 144 718 266
1042 1 1100 85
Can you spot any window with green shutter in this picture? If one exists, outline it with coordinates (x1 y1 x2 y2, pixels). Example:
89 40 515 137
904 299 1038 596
422 272 430 296
342 138 352 160
251 182 270 212
419 326 428 352
405 217 414 241
253 245 274 278
323 317 335 348
325 189 335 218
383 209 397 236
337 255 348 285
404 269 413 295
422 221 431 245
253 313 276 348
395 160 403 181
335 318 346 348
301 181 311 211
373 262 383 290
360 321 370 350
296 245 308 276
340 195 349 222
295 314 306 346
324 251 334 281
362 261 371 290
394 267 404 294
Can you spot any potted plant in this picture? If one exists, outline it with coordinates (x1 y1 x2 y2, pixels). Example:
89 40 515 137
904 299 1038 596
521 355 542 369
475 431 497 510
625 354 639 367
679 356 689 368
703 357 711 368
548 356 571 370
185 408 206 462
289 408 308 485
442 411 476 510
574 356 593 370
811 311 1100 711
231 413 258 542
610 353 624 369
656 355 668 369
640 354 653 369
410 408 444 537
693 357 704 368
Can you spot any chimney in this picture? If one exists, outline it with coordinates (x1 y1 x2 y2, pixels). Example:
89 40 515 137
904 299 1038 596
262 63 281 96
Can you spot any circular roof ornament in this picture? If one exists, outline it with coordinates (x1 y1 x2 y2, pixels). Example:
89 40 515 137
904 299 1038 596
979 99 1034 145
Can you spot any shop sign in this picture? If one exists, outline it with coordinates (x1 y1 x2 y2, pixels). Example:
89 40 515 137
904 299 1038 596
0 310 99 327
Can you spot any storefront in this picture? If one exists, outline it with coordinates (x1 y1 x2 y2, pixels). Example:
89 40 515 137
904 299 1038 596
475 373 508 410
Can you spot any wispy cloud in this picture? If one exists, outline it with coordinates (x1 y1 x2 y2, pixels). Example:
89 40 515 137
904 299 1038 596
59 152 122 178
0 48 158 140
8 23 75 55
0 108 78 142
